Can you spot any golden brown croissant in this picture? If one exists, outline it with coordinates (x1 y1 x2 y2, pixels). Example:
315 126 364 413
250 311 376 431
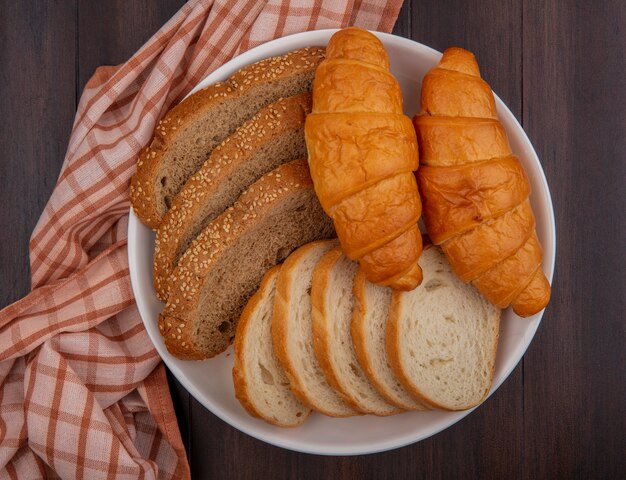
413 47 551 317
305 27 423 290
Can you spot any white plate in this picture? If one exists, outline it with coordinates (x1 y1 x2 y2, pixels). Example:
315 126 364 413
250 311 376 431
128 29 555 456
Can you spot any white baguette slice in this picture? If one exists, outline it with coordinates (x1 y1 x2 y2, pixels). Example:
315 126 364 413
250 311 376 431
312 248 399 416
233 266 311 427
387 246 501 411
351 268 429 411
272 240 358 417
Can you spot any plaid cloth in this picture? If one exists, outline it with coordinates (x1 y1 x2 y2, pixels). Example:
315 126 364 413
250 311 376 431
0 0 403 478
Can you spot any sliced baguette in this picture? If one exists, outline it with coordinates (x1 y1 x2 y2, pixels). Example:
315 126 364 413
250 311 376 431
159 160 335 360
386 246 501 411
233 265 311 427
272 240 358 417
130 47 325 229
154 93 312 300
311 248 399 416
351 268 428 411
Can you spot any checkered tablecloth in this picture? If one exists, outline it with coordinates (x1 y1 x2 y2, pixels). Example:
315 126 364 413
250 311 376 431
0 0 403 477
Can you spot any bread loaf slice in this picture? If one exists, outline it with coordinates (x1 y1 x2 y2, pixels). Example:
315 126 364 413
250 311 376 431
233 266 311 427
386 246 501 411
272 240 358 417
153 93 313 300
311 248 399 416
351 268 428 410
130 47 325 229
159 160 335 360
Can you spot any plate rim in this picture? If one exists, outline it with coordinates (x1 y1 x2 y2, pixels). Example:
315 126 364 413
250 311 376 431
128 28 556 456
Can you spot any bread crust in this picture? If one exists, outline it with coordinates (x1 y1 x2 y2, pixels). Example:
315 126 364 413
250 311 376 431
312 248 400 416
350 268 425 411
385 246 442 409
232 266 278 422
232 265 311 427
271 240 357 417
309 248 364 411
385 245 501 411
414 47 551 316
153 93 312 300
159 160 328 360
385 284 440 410
130 47 325 229
305 27 423 291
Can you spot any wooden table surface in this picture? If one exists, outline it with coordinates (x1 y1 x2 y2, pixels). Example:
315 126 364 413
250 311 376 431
1 1 624 478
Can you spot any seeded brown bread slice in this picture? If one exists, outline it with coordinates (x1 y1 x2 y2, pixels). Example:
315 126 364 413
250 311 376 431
386 246 501 411
153 93 312 300
351 268 428 411
311 248 399 416
233 265 312 427
130 47 325 229
272 240 358 417
159 160 335 360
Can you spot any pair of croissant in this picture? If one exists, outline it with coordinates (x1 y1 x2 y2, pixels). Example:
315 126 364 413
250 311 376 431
305 28 550 317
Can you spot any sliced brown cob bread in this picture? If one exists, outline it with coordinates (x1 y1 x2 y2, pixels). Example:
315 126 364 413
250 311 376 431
272 240 359 417
386 246 501 411
351 268 428 411
130 47 325 229
311 248 400 416
153 93 312 300
159 159 335 360
233 265 312 427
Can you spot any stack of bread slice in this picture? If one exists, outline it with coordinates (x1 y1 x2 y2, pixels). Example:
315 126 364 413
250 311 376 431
159 160 335 359
153 93 315 301
233 242 501 427
130 48 342 360
130 47 326 229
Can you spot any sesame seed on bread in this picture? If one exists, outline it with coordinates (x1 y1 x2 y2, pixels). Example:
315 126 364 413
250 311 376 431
130 47 325 229
153 93 312 300
159 159 335 360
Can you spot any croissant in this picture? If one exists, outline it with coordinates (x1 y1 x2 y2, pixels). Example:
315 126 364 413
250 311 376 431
413 47 551 317
305 27 423 290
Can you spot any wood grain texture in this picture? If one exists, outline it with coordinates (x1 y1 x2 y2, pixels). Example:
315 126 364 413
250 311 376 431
521 1 626 478
0 1 624 478
0 1 77 307
411 0 523 118
78 0 184 92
